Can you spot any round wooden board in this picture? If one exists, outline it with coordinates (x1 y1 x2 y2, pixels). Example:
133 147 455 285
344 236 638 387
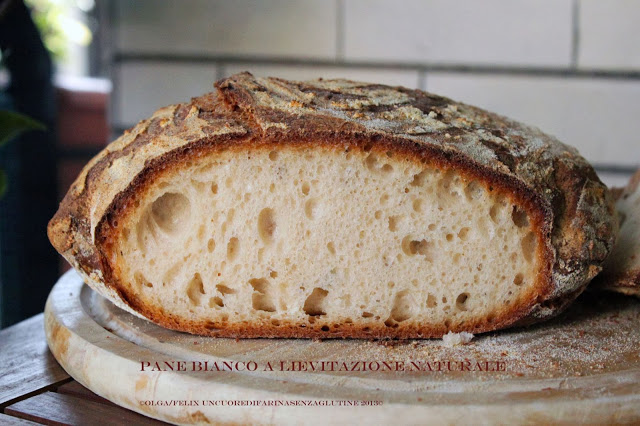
45 270 640 425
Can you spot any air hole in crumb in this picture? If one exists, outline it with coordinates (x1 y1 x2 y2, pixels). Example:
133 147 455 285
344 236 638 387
402 236 432 258
521 232 536 262
301 182 310 195
134 271 151 290
249 278 276 312
489 204 500 223
513 273 524 286
446 233 454 242
327 242 336 255
151 192 191 233
303 288 329 316
374 210 382 220
186 273 205 305
216 284 235 295
465 181 483 200
365 153 379 171
362 312 374 318
305 199 318 220
365 153 393 174
388 216 400 232
258 208 276 244
511 206 529 228
439 170 455 190
456 293 469 311
270 270 278 278
426 294 437 308
209 297 224 308
207 238 215 252
410 170 428 187
321 325 330 332
412 199 424 213
458 227 470 240
227 238 239 261
387 289 414 323
268 151 279 161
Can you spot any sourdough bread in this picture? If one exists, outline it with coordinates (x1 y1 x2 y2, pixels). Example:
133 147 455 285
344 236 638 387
596 170 640 297
47 72 617 338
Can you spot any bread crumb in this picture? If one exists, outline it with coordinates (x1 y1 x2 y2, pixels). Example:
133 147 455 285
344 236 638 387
442 331 474 347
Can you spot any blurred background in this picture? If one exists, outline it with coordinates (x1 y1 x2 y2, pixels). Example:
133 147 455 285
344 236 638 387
0 0 638 328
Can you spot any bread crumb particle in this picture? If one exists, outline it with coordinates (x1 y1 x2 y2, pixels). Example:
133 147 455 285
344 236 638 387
442 331 474 347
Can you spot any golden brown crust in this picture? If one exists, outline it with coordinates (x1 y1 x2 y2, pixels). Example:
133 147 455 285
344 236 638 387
48 72 618 338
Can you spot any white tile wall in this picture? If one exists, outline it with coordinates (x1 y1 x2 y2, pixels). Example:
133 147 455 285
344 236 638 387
114 63 220 126
578 0 640 70
426 73 640 166
223 64 421 88
343 0 573 66
114 0 337 59
107 1 640 169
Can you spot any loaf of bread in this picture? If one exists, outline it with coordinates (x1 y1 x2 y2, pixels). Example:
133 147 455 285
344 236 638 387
48 72 617 338
595 170 640 297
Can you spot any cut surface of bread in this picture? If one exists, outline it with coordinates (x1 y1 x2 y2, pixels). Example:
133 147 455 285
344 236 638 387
596 170 640 297
113 146 542 337
48 72 617 338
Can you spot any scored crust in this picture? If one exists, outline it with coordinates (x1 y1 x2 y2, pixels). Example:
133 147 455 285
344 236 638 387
594 170 640 297
48 72 618 338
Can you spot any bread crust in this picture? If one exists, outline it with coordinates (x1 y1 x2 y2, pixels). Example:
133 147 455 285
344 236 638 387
48 72 618 338
593 170 640 297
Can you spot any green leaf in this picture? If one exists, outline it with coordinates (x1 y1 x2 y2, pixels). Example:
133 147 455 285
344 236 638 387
0 110 46 147
0 169 6 198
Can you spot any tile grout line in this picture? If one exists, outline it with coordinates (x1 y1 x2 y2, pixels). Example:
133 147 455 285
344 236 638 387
571 0 581 68
336 0 345 61
111 54 640 81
